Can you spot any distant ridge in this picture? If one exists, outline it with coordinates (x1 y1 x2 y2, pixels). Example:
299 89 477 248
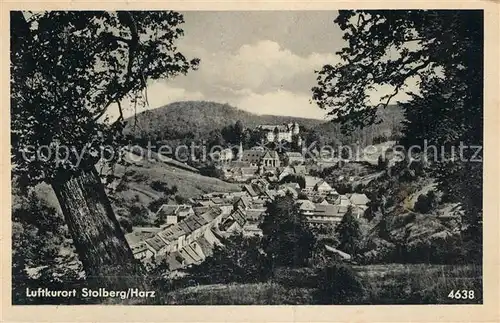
124 100 405 146
124 100 324 140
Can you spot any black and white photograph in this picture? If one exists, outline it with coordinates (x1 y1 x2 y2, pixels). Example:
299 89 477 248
9 8 489 308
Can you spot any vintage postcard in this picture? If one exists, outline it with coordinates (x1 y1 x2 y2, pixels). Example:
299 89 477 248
2 1 499 322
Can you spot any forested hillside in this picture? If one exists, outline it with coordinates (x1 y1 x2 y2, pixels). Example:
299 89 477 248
124 101 323 142
124 100 405 148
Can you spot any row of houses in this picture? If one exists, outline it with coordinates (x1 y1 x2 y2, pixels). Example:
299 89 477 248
126 184 275 270
126 163 370 271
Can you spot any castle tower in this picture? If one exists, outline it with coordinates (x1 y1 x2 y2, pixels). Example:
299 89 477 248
238 141 243 160
297 136 303 147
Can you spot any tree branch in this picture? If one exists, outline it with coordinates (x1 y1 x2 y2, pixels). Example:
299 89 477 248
93 11 141 122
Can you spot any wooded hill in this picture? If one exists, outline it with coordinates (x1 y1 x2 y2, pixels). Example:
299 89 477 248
124 101 405 147
124 101 323 141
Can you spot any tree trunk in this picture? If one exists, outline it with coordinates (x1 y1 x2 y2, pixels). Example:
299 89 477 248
51 166 146 290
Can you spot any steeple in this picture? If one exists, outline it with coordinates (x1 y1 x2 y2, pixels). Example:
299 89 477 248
238 141 243 160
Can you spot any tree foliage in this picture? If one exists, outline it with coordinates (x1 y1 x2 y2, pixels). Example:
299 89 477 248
184 234 269 284
11 11 199 186
335 206 361 255
280 174 306 189
260 195 316 268
312 10 483 241
12 189 85 304
314 264 366 304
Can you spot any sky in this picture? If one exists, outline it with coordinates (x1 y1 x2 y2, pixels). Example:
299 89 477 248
123 11 346 120
112 11 416 121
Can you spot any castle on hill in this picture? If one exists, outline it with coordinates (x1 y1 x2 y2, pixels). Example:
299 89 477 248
256 122 300 143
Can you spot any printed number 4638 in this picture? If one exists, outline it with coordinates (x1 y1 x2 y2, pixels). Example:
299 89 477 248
448 290 475 299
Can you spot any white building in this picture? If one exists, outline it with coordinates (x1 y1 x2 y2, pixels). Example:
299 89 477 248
257 122 300 142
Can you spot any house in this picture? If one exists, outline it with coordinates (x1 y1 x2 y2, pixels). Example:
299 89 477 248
313 180 334 194
125 227 162 247
263 189 280 201
251 198 266 209
234 196 252 210
284 151 305 165
305 204 349 225
279 182 301 191
195 200 215 207
296 199 316 215
144 235 168 256
131 242 154 260
278 186 298 198
163 227 222 271
278 166 294 181
350 193 370 206
224 166 259 182
231 191 249 198
241 149 266 166
243 223 263 237
351 205 368 219
251 178 270 191
218 148 234 163
193 206 211 215
304 176 323 192
261 150 281 167
292 165 307 175
239 167 259 180
220 206 247 233
243 184 259 199
319 199 330 205
156 205 180 226
245 208 266 222
209 197 225 205
241 149 280 167
149 205 226 255
331 195 352 206
201 192 226 199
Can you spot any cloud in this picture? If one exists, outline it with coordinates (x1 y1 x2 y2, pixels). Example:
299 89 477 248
234 89 328 120
102 40 339 122
193 40 338 93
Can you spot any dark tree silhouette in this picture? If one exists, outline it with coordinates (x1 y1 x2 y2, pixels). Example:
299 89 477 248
260 195 316 268
335 206 361 255
11 11 199 289
312 10 482 244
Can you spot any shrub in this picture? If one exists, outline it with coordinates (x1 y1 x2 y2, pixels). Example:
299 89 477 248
129 204 150 226
185 235 269 285
313 264 366 304
414 190 438 214
377 154 389 170
148 197 170 212
199 164 224 179
280 174 306 189
174 195 189 204
118 217 133 233
115 180 128 192
150 181 178 195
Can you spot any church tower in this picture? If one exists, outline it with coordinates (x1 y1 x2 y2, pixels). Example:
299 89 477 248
237 141 243 160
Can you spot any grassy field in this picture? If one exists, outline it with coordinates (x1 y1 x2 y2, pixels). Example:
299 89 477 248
100 152 241 207
161 282 315 305
354 264 482 304
161 264 482 305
